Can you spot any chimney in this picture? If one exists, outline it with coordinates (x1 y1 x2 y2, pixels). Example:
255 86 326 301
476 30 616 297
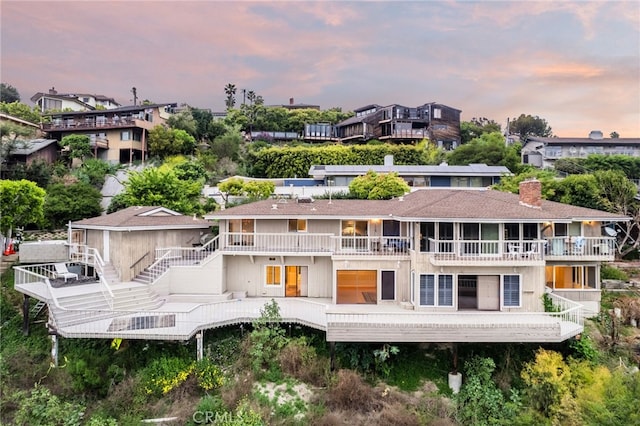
49 87 57 95
289 97 294 105
519 179 542 208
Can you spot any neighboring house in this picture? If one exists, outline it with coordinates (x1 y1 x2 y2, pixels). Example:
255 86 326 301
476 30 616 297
8 138 59 166
42 103 176 164
304 102 461 147
268 98 320 110
0 112 42 133
309 155 511 188
521 130 640 169
14 180 628 346
31 87 121 112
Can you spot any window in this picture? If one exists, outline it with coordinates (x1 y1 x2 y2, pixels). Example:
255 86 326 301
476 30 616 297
121 131 131 141
265 265 282 286
438 275 453 306
288 219 307 232
420 275 435 306
433 108 442 119
545 146 562 158
420 274 453 307
503 275 521 307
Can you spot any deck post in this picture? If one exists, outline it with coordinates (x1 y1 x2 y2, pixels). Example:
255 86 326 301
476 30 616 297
22 295 30 335
50 333 59 368
329 341 336 371
196 331 203 361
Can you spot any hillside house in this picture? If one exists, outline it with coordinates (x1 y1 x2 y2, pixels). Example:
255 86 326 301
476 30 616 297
14 181 627 348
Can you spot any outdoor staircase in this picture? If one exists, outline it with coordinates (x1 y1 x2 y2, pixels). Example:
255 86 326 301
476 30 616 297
132 250 213 284
50 284 163 328
100 262 121 285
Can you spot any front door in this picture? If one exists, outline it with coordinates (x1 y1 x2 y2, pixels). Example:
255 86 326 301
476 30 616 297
477 275 500 310
285 266 307 297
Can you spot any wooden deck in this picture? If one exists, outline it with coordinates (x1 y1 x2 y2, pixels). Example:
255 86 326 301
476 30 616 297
17 281 583 343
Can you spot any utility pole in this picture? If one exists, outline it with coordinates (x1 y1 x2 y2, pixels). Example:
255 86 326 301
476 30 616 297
131 87 138 106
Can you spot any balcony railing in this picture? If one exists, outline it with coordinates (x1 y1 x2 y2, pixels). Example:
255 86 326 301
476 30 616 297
427 239 546 264
43 117 141 131
219 233 411 256
544 236 615 260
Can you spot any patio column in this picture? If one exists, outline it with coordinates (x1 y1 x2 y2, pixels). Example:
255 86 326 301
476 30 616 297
50 333 59 368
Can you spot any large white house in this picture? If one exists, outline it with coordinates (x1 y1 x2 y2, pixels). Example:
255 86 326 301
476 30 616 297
14 180 627 349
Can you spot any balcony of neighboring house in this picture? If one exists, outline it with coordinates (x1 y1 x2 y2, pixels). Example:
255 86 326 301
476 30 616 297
426 239 547 266
219 233 411 258
543 236 616 261
43 115 143 132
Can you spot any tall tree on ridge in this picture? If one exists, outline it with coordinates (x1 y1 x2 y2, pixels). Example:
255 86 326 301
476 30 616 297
224 83 237 110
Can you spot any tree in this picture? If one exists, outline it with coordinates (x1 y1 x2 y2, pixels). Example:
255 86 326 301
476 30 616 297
224 83 237 110
610 131 619 139
0 179 46 247
0 83 20 103
0 122 36 168
217 177 246 204
509 114 552 138
44 182 103 228
593 170 639 257
108 167 204 215
210 131 242 161
492 168 558 199
460 117 501 144
166 109 197 136
0 101 41 124
551 173 603 209
147 125 197 158
349 170 410 200
447 131 522 173
242 180 275 199
60 134 91 163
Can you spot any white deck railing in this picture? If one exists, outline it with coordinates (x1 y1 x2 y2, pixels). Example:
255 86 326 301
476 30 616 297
13 264 62 309
546 292 584 326
427 239 546 263
220 233 411 256
70 245 113 309
544 236 615 259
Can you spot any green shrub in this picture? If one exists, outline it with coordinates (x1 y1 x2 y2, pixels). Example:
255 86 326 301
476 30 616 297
601 264 628 281
140 356 194 396
13 384 85 426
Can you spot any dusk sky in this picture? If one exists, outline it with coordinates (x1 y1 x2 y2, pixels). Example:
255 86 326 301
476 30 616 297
2 1 639 137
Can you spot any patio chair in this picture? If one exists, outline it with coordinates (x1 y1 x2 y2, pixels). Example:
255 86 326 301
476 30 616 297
54 263 78 282
507 243 522 259
571 237 585 255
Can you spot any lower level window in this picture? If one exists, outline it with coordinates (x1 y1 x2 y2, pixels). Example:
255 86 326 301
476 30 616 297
265 265 282 286
420 274 453 306
503 275 521 307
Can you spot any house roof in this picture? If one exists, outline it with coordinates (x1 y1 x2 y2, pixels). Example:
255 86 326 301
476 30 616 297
12 139 58 156
72 206 211 231
527 136 640 145
308 163 511 178
206 188 628 223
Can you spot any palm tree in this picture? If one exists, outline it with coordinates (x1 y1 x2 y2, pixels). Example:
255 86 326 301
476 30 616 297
224 83 236 110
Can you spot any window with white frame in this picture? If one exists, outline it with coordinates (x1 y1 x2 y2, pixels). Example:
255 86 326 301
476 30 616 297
502 275 521 307
419 274 453 307
121 131 131 141
288 219 307 232
265 265 282 286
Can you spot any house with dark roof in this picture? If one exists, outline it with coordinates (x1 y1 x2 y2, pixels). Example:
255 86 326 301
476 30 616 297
8 138 59 166
14 181 628 349
42 103 177 164
521 130 640 169
304 102 461 147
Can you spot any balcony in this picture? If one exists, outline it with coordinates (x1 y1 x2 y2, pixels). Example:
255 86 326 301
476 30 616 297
219 233 411 257
43 117 140 131
427 239 546 266
544 237 616 261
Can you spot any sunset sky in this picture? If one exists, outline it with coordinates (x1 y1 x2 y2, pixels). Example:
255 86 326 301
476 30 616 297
2 1 639 137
